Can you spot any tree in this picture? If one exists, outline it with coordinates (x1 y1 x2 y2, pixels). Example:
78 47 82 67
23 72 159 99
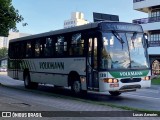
0 47 8 59
0 0 25 36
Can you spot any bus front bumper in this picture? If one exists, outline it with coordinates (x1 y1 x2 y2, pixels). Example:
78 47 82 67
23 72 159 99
99 80 151 92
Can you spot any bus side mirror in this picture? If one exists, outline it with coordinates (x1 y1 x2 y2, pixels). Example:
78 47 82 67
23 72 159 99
144 33 149 48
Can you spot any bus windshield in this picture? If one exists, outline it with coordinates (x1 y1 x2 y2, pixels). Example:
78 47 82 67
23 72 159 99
101 32 149 70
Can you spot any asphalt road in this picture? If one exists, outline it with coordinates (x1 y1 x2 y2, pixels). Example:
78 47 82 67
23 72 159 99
0 72 160 120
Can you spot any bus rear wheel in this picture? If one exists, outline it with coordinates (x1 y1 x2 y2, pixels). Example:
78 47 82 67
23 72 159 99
109 91 121 96
24 74 38 89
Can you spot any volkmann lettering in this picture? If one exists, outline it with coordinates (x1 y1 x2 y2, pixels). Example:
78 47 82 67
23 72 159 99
39 62 64 70
120 71 143 77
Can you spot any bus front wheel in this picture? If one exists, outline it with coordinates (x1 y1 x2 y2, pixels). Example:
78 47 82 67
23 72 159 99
109 91 121 96
71 80 81 94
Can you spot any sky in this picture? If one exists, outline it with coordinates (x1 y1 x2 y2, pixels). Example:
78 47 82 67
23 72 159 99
12 0 147 34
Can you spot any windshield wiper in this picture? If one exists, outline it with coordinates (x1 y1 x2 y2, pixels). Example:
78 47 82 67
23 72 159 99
112 31 125 49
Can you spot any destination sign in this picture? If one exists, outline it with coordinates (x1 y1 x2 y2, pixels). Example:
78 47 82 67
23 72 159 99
100 23 143 32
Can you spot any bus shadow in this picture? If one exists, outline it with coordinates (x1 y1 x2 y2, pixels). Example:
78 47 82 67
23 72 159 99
36 84 127 102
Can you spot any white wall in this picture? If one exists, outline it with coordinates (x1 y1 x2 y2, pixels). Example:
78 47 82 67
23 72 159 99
134 0 160 11
64 12 89 28
148 47 160 55
142 22 160 31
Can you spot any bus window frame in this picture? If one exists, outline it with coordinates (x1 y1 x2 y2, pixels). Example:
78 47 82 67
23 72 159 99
68 31 86 57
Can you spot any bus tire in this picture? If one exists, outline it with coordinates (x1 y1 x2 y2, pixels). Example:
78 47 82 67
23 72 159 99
71 80 81 94
24 74 38 89
109 91 121 96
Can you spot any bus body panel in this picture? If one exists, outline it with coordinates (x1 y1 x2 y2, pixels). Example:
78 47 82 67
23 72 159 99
8 57 87 88
31 72 68 87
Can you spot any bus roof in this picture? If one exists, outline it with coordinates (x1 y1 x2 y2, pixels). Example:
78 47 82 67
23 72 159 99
9 21 142 43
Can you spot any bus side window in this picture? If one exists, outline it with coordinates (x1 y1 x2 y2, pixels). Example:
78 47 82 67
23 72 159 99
16 43 23 59
44 37 53 57
69 33 84 56
9 43 16 59
35 40 41 57
20 43 25 58
26 42 32 57
88 38 92 56
56 36 66 56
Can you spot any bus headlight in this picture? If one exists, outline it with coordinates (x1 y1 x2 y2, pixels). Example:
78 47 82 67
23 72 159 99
113 79 118 83
103 78 119 83
108 79 113 83
142 76 150 80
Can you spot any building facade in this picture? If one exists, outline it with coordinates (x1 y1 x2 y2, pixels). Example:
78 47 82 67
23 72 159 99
0 32 31 48
133 0 160 75
64 12 89 28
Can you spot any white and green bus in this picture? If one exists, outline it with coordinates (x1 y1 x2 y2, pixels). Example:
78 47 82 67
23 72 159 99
8 21 151 96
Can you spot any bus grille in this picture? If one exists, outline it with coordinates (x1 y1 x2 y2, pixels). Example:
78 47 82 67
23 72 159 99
120 78 141 83
120 85 141 90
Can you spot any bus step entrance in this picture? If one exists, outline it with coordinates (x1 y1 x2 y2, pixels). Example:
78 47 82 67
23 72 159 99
88 72 99 90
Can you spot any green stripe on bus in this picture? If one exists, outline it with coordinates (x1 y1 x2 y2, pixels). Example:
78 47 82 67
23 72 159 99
29 60 33 70
24 60 28 68
27 60 31 70
109 70 149 78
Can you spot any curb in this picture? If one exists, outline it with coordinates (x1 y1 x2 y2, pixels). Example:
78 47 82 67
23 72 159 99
149 85 160 90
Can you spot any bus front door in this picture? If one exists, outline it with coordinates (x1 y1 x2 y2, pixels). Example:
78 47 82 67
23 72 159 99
87 37 99 90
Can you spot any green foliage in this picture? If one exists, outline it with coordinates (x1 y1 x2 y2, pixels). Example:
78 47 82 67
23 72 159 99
0 47 8 59
151 77 160 85
0 0 24 36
